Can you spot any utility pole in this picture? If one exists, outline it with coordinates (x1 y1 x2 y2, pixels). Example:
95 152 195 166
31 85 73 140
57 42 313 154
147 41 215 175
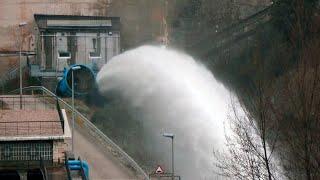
71 66 81 153
163 133 175 180
19 22 27 109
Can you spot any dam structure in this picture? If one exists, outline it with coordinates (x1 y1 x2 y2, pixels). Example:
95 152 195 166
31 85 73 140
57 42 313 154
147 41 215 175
0 1 283 179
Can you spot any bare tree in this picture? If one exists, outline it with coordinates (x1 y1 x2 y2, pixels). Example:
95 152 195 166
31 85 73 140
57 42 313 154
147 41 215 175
214 46 282 179
267 1 320 179
273 37 320 180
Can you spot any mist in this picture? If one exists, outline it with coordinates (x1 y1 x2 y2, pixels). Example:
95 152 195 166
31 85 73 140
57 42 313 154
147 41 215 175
96 46 231 179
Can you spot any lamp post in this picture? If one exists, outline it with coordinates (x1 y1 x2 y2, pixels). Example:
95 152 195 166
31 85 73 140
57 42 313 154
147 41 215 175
71 66 81 153
19 22 27 109
163 133 175 180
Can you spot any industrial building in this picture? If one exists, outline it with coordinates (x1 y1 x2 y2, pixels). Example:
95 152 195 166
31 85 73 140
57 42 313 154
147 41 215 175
0 95 72 179
28 14 120 90
0 13 121 93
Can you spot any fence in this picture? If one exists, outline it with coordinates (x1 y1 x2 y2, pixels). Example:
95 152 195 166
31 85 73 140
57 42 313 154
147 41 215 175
0 120 62 137
0 95 56 110
0 95 64 136
10 86 149 180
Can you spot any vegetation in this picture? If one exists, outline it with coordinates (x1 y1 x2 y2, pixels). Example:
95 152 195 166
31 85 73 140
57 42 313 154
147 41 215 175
91 98 157 171
173 0 320 179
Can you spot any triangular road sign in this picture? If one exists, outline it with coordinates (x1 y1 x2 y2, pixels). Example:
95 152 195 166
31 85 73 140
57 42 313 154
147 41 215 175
155 165 164 174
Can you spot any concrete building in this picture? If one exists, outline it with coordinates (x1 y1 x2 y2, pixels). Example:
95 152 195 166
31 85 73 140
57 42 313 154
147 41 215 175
28 14 120 90
0 0 103 80
32 14 120 74
0 95 72 179
0 13 121 92
0 1 122 92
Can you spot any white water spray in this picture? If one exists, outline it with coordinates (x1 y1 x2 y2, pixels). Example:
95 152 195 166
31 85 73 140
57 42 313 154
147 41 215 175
97 46 231 179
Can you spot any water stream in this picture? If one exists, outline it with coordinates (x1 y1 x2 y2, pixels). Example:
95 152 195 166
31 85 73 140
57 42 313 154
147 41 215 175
96 46 231 179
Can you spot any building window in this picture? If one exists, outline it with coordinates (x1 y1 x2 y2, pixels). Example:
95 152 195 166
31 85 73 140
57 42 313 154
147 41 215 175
89 52 101 59
0 141 53 161
58 51 71 59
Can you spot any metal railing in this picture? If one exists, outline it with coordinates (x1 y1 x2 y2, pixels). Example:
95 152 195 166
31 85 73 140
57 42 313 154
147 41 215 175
0 120 62 137
0 59 28 90
0 66 19 88
0 95 65 135
0 95 56 110
10 86 149 179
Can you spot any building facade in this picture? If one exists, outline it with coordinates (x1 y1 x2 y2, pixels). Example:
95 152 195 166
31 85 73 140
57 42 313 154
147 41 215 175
0 95 72 179
32 14 120 76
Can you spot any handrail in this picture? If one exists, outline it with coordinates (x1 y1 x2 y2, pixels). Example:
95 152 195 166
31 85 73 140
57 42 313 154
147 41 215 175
10 86 149 179
0 120 62 137
0 60 28 88
0 120 60 123
0 95 57 111
0 66 19 86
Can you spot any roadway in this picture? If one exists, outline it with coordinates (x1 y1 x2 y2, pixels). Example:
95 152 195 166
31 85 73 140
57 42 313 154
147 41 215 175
73 123 136 180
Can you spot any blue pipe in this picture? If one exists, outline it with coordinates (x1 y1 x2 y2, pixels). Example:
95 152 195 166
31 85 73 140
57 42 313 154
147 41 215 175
68 160 89 179
56 64 95 97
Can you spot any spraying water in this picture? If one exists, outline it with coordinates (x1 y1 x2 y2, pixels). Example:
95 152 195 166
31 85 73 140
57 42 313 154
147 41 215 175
96 46 231 179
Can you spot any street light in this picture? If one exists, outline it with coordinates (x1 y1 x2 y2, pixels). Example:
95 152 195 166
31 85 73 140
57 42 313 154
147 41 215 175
19 22 27 109
71 66 81 153
163 132 175 180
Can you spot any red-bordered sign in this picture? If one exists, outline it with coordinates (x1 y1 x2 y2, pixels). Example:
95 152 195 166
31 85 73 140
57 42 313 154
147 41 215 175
155 165 164 174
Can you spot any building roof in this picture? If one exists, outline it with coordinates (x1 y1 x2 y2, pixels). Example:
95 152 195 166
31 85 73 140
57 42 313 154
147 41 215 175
34 14 120 31
0 110 63 137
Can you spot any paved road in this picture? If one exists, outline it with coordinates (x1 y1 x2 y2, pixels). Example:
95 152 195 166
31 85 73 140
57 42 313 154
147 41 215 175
73 126 136 180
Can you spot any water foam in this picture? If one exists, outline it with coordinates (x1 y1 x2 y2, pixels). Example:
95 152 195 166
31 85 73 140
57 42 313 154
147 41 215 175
96 46 230 179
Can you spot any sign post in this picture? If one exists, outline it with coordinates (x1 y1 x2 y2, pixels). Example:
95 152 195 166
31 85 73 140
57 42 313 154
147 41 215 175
155 165 164 174
149 165 181 180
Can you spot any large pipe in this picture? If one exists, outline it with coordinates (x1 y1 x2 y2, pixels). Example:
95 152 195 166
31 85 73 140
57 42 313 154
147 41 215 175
56 64 95 97
67 160 89 179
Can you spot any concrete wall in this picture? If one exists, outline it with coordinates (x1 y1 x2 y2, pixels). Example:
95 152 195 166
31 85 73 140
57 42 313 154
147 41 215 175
0 0 100 77
38 32 120 71
53 139 70 164
0 0 101 50
94 0 166 49
52 109 72 165
0 0 166 74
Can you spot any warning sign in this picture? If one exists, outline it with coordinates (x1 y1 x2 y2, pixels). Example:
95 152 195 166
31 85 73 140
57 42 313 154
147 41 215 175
155 165 164 174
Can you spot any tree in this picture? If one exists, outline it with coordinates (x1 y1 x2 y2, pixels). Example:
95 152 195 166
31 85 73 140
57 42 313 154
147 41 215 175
214 44 282 180
273 37 320 180
267 1 320 178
